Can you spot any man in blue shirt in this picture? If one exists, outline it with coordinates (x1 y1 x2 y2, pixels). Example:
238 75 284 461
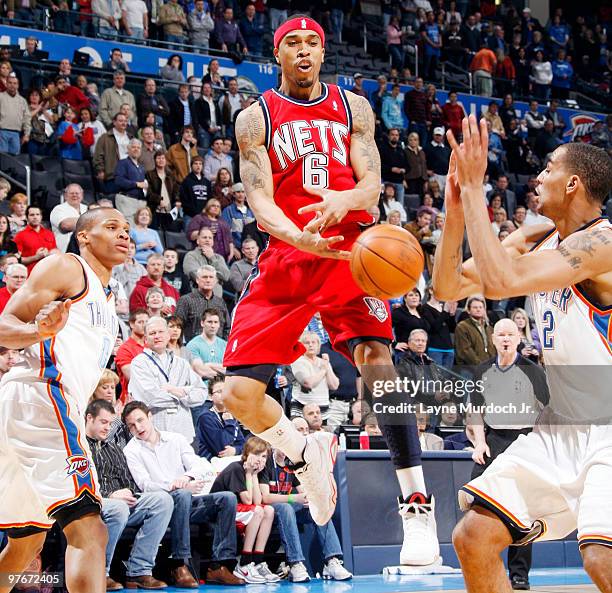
186 307 227 380
551 49 573 100
382 84 405 132
420 11 442 81
196 375 246 460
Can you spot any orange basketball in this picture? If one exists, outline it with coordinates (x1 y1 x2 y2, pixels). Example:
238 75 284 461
350 224 424 300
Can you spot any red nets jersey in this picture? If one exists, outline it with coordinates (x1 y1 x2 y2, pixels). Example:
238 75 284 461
259 83 373 238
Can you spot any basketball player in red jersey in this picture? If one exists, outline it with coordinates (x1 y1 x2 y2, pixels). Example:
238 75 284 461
221 16 439 566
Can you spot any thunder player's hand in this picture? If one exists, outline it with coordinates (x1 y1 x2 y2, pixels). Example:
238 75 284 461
35 300 71 339
472 442 491 465
299 185 352 235
444 151 461 210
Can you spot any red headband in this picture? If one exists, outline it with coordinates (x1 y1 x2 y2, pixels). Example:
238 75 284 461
273 17 325 49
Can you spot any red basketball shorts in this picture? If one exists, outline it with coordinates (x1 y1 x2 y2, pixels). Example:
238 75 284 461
223 237 393 367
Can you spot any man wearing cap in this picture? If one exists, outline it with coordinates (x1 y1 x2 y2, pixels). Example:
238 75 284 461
220 183 255 249
424 126 451 191
221 13 442 569
350 74 368 99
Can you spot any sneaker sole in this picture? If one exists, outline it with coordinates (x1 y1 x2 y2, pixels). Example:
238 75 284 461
315 433 338 525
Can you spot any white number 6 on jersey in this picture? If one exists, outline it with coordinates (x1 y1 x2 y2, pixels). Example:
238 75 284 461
303 153 329 189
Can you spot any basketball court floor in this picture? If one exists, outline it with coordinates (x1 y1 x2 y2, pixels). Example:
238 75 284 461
161 568 595 592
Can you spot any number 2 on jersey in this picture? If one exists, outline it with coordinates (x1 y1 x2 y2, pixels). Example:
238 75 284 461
303 153 329 189
542 309 555 349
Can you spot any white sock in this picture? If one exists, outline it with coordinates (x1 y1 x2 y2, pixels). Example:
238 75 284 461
256 414 306 464
396 466 427 499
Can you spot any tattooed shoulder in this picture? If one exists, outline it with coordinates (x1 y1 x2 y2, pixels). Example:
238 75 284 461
348 93 375 138
559 226 612 270
235 103 265 150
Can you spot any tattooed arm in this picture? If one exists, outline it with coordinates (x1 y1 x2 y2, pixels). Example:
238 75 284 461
299 92 382 233
236 103 351 259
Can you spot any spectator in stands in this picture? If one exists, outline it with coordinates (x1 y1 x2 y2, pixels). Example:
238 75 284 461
218 78 243 139
27 89 56 156
166 125 198 183
130 316 206 441
415 408 444 450
123 401 245 587
189 0 214 49
0 74 29 155
196 375 245 460
183 227 231 290
137 79 170 129
403 131 427 196
0 180 9 217
144 150 179 230
113 238 146 297
202 57 225 90
187 199 237 261
50 184 88 253
422 287 456 368
460 14 481 55
159 54 186 89
221 183 255 249
404 77 429 146
194 82 221 150
180 156 212 226
491 207 508 235
290 332 338 420
499 94 518 133
167 84 196 145
530 50 553 101
137 126 163 172
380 127 409 206
85 399 172 591
0 346 19 380
145 287 164 318
510 308 541 363
55 75 90 114
0 253 18 287
130 207 162 265
94 112 132 192
469 42 497 97
484 101 505 138
115 308 149 396
229 237 258 294
211 167 234 207
0 263 27 313
524 100 546 143
551 50 573 100
8 194 27 236
454 296 495 368
523 192 549 226
0 214 16 255
379 183 408 224
129 253 179 312
420 11 442 80
544 99 566 139
424 127 451 191
348 73 367 99
215 7 248 54
494 49 515 97
158 0 187 45
56 107 82 160
534 119 561 161
186 308 227 383
121 0 148 40
303 403 323 432
99 71 137 128
92 0 121 37
387 15 406 70
370 74 388 127
78 107 105 157
161 250 188 297
14 206 58 273
487 175 515 218
441 91 465 141
114 139 148 219
392 288 430 353
239 4 264 55
548 14 569 51
176 265 229 341
443 21 467 69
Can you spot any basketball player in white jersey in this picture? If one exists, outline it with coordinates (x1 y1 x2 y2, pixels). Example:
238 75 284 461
0 208 129 593
433 115 612 593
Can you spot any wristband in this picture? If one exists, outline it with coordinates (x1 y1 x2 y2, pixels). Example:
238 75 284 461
287 493 294 504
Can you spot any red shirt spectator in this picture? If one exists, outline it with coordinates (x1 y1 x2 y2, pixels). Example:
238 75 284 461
128 254 179 313
55 76 90 113
14 207 58 273
115 309 149 399
442 91 466 140
0 262 27 313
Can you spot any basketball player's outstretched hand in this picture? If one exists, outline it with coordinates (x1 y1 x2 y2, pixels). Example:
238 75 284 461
445 114 488 191
296 224 351 260
444 151 461 209
299 185 351 234
35 300 72 338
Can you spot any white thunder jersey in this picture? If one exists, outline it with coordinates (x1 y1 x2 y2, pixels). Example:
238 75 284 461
530 217 612 421
2 254 119 412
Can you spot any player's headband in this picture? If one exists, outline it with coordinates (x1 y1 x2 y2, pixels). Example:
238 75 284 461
274 17 325 49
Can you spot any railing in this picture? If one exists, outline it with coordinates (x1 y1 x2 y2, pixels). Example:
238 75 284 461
0 153 30 201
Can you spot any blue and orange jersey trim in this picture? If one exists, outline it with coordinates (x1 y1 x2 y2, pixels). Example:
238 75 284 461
570 285 612 357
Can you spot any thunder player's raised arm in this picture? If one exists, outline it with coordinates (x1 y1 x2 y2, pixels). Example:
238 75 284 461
445 115 612 301
0 254 83 348
235 103 351 259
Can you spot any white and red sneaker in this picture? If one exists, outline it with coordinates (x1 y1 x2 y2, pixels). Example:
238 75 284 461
398 493 440 566
295 431 338 526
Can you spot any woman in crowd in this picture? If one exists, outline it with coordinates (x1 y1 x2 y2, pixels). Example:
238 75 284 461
57 107 83 160
514 47 531 96
404 132 427 196
530 50 553 100
145 150 180 230
187 198 238 262
422 285 456 368
112 238 146 298
511 308 542 363
8 194 27 235
379 183 408 223
290 332 339 421
210 437 278 584
499 94 519 132
491 207 508 235
0 61 12 92
27 89 56 156
487 193 503 221
130 206 164 264
392 288 430 355
78 107 106 158
387 15 406 70
160 54 185 88
426 84 444 130
386 209 402 226
144 286 165 318
0 215 17 256
202 57 225 89
90 369 130 447
421 193 440 216
426 179 444 209
212 167 234 208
